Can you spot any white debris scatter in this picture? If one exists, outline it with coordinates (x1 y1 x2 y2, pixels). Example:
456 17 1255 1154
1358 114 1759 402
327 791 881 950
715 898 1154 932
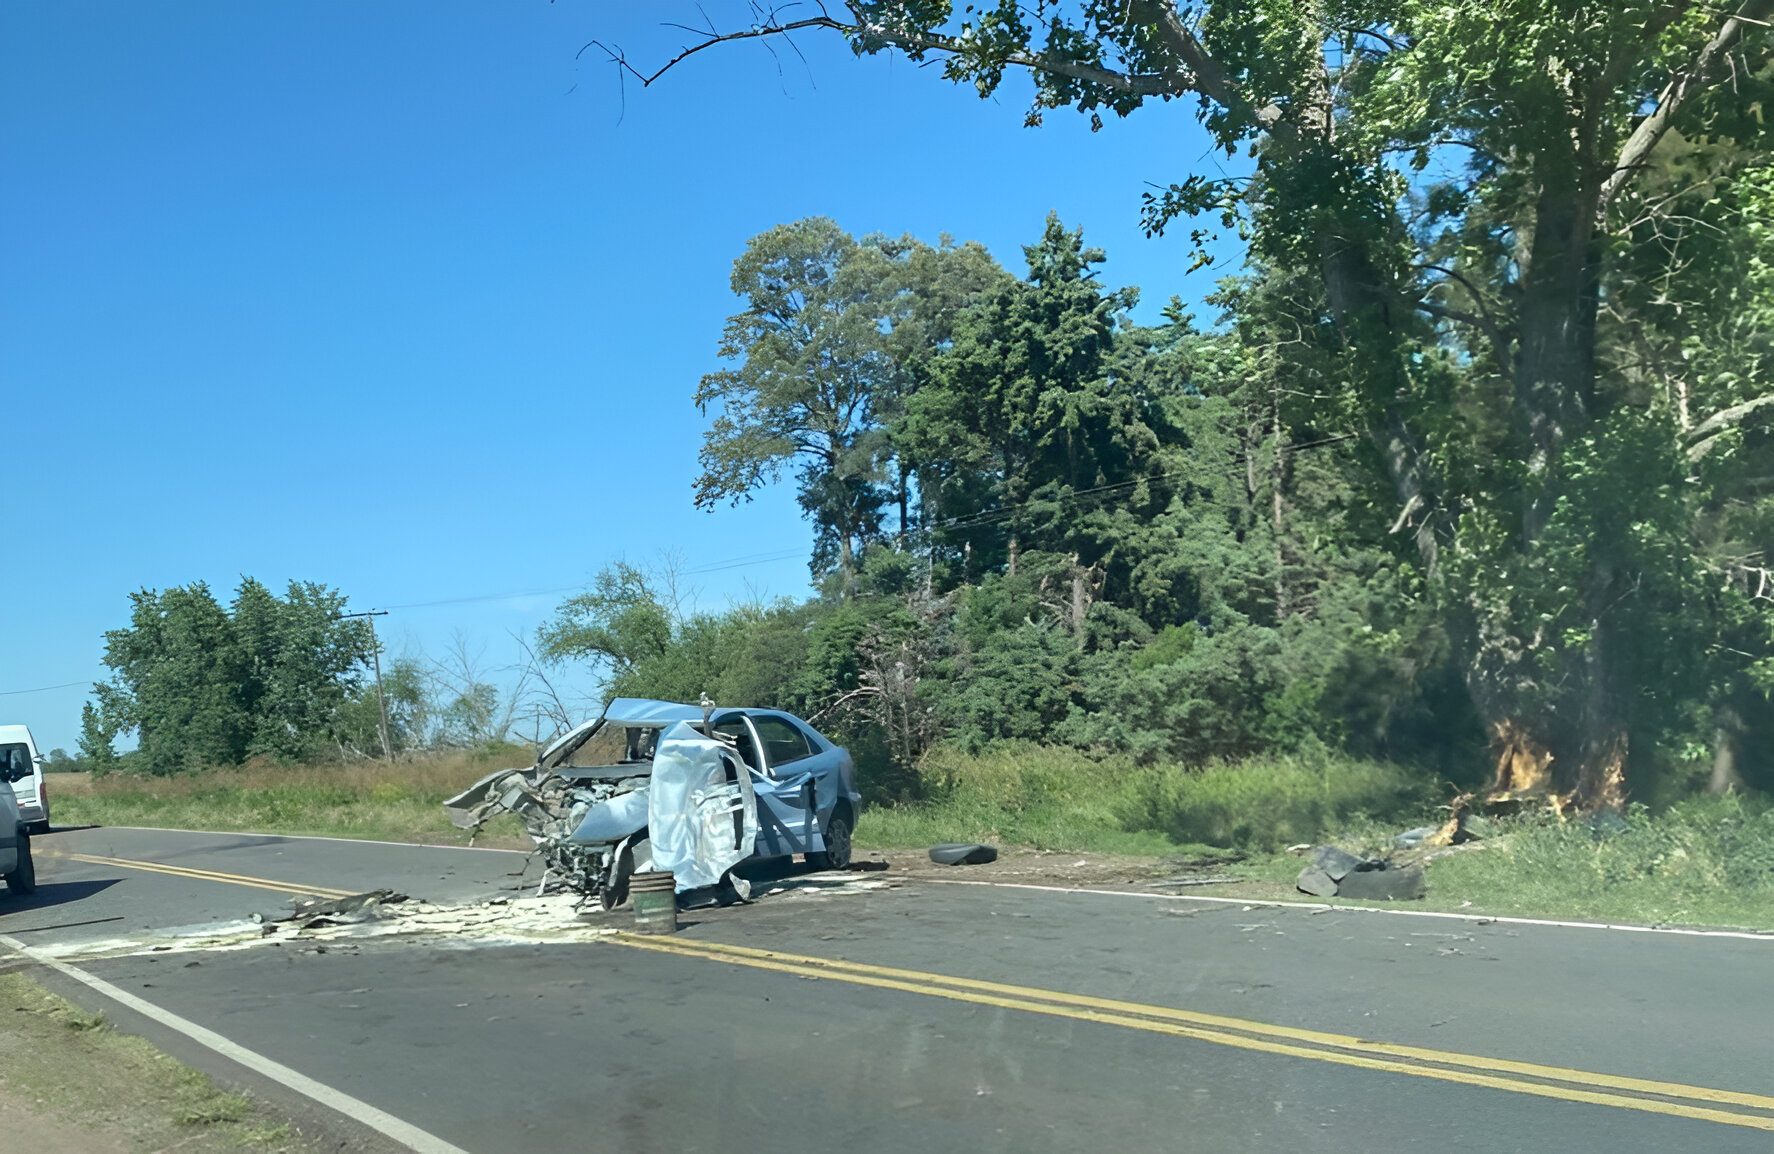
35 873 896 963
34 894 619 961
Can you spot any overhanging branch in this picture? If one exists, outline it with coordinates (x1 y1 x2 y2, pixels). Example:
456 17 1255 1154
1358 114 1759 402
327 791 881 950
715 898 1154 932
1598 0 1774 214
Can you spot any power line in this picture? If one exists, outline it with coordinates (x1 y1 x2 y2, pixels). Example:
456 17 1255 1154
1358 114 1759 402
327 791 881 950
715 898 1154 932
0 681 89 697
372 547 809 612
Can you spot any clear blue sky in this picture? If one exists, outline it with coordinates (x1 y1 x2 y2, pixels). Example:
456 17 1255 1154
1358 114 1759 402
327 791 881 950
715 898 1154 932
2 2 1239 752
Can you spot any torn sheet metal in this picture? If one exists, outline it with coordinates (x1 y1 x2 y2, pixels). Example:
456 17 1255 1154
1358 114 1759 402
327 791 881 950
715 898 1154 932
443 720 757 900
444 764 653 901
647 722 757 892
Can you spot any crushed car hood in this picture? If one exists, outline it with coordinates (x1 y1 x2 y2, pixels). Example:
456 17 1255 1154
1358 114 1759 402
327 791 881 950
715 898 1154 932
443 720 757 896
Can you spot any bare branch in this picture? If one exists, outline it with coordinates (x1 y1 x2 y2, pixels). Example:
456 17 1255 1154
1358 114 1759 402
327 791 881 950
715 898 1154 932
612 0 1292 130
1599 0 1774 213
1686 393 1774 457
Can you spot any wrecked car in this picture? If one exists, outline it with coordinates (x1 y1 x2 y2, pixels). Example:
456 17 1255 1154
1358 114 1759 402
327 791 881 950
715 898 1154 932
444 698 861 909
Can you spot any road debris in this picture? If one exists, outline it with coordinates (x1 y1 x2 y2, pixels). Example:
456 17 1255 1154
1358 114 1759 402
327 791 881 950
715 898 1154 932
928 844 998 866
1296 845 1427 901
273 889 408 929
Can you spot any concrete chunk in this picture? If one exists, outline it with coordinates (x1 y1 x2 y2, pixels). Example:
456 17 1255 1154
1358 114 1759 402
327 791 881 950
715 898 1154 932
1295 866 1339 897
1334 865 1426 901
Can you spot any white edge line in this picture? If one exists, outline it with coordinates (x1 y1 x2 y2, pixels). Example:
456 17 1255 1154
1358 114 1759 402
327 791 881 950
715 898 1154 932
92 826 528 855
922 879 1774 942
0 933 471 1154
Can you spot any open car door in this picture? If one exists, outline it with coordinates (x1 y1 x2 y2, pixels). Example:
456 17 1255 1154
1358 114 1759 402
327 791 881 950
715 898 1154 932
647 721 758 892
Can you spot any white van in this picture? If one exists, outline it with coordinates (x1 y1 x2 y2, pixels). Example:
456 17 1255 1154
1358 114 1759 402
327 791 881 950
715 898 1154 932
0 756 35 894
0 724 49 835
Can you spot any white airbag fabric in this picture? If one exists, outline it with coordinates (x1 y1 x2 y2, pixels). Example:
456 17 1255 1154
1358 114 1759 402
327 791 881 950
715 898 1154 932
647 722 757 892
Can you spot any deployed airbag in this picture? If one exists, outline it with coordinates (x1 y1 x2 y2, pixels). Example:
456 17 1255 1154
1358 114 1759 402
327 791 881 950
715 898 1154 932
570 787 651 844
647 722 757 892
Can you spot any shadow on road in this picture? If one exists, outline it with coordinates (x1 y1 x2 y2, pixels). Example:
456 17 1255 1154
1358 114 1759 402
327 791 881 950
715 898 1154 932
0 878 124 925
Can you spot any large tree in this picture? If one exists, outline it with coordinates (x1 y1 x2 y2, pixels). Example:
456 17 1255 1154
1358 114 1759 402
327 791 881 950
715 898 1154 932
649 0 1774 807
694 217 1003 588
91 579 372 772
899 214 1168 589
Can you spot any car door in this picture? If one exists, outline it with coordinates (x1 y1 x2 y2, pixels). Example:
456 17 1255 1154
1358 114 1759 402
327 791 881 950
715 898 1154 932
760 711 844 823
714 712 817 857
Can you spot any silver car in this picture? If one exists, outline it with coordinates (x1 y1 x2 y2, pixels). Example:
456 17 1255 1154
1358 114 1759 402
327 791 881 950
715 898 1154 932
446 698 862 908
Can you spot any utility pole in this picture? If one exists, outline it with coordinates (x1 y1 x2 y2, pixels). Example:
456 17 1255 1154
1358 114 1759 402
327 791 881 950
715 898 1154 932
343 610 392 760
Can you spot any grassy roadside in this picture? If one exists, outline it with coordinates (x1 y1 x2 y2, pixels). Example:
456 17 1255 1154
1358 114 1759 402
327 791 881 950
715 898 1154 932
50 747 534 848
46 743 1774 930
854 745 1774 930
0 971 315 1152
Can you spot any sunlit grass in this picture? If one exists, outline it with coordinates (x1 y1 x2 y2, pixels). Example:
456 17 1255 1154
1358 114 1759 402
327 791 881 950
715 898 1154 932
855 742 1440 855
1423 796 1774 928
52 745 535 846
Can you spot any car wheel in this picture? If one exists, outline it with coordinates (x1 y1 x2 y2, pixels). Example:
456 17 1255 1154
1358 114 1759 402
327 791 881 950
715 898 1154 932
25 822 48 837
600 843 635 912
809 812 853 871
6 835 35 895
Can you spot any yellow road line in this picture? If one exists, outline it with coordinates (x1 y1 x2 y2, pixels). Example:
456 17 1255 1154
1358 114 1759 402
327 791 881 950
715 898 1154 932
637 934 1774 1112
608 933 1774 1132
63 853 358 899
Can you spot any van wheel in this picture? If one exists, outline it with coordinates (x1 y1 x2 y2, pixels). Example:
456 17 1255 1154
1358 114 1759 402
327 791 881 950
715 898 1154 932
6 836 35 895
808 813 853 871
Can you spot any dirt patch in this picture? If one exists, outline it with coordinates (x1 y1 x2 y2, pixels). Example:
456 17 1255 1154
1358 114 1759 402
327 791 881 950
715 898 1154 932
0 970 318 1152
861 846 1207 887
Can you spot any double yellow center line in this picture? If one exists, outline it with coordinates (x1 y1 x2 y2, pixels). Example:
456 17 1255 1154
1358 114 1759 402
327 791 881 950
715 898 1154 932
609 932 1774 1132
62 852 358 900
53 851 1774 1131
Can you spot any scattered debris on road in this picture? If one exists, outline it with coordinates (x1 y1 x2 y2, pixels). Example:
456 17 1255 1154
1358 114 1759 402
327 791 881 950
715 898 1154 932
33 872 901 963
268 889 409 930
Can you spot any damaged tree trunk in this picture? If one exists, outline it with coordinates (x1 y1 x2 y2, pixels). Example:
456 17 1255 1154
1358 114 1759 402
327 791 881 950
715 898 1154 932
1487 720 1558 798
1709 707 1745 795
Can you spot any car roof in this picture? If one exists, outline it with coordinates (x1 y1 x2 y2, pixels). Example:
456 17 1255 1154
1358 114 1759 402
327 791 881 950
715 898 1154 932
535 698 710 767
602 698 706 725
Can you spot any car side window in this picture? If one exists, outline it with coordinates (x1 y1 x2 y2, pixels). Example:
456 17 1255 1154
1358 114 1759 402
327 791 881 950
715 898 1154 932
712 715 762 772
751 715 811 768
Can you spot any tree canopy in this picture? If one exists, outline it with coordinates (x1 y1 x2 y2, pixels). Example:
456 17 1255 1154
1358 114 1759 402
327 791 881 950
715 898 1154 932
648 0 1774 807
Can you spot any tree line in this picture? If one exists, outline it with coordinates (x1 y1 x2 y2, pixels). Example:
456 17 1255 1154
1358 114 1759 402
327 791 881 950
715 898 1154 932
77 581 545 774
77 1 1774 810
580 0 1774 810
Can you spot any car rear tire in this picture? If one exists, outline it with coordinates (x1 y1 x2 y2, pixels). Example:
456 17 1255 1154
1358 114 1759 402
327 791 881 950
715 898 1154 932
808 812 853 871
600 842 635 912
6 835 35 895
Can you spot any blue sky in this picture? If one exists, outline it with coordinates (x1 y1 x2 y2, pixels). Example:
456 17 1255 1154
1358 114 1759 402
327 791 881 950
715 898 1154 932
1 2 1238 752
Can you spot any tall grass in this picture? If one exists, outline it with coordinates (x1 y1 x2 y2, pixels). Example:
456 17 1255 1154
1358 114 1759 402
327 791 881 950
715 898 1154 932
855 743 1440 855
1428 795 1774 926
51 744 534 845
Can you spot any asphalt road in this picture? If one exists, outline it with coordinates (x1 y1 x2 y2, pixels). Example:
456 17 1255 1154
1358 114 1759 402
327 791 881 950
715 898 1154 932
5 826 1774 1152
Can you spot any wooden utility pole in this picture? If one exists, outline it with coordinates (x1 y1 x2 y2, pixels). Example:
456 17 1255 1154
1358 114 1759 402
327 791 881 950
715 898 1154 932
343 610 392 760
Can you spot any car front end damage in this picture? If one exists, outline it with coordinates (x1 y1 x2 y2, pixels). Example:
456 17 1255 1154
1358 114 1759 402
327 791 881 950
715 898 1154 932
444 713 759 907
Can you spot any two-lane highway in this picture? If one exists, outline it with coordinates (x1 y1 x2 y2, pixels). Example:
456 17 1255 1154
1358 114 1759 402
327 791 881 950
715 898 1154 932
5 826 1772 1151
